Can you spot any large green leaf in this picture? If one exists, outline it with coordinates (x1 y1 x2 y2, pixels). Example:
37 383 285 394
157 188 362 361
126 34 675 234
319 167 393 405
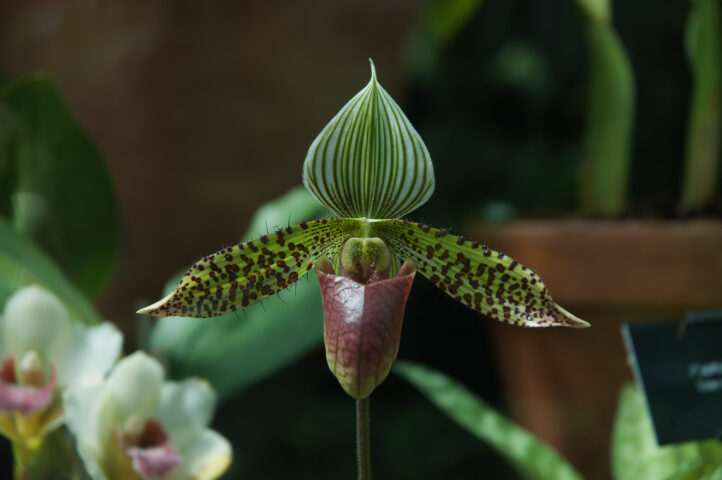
395 361 583 480
149 187 332 399
0 74 120 299
372 219 587 327
303 60 435 220
612 383 722 480
0 216 101 324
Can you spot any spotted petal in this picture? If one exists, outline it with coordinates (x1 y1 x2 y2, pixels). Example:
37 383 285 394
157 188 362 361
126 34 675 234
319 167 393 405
372 220 588 328
139 218 361 318
303 60 435 219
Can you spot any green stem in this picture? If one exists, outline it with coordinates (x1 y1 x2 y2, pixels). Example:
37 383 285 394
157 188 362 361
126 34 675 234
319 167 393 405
12 440 37 480
10 430 75 480
356 397 371 480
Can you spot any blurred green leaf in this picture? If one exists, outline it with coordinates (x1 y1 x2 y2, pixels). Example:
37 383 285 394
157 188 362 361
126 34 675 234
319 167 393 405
578 21 635 216
612 383 722 480
0 215 101 324
0 71 13 89
410 0 485 83
572 0 610 25
0 103 21 218
679 0 721 214
425 0 485 45
0 74 120 299
394 361 583 480
150 186 330 399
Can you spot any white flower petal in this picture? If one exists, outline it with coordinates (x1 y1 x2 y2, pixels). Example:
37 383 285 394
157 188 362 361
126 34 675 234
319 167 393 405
105 352 164 420
165 430 232 480
63 384 112 480
3 285 70 357
155 379 216 447
0 315 7 361
51 322 122 388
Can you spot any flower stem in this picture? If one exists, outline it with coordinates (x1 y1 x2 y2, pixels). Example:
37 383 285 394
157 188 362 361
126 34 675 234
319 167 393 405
356 397 371 480
12 440 38 480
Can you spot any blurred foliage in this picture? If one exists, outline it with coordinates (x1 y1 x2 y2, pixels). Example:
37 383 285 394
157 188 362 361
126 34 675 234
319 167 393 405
151 187 331 399
577 16 635 216
573 0 609 25
395 361 583 480
424 0 486 45
680 0 721 214
0 215 100 324
0 74 120 300
407 0 703 226
612 383 722 480
0 74 116 317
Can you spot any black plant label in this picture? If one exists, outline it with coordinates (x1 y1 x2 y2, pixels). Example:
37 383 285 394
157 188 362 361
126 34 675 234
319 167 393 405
622 312 722 445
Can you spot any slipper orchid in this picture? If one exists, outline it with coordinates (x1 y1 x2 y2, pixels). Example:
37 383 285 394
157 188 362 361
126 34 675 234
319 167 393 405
139 60 587 399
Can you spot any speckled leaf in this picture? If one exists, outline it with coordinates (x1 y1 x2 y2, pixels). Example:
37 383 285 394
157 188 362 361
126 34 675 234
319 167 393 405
139 218 361 318
372 219 587 327
303 61 435 219
395 361 584 480
149 186 330 399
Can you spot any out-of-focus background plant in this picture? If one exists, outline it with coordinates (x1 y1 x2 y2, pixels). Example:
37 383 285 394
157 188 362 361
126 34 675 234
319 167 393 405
1 0 720 479
0 72 231 478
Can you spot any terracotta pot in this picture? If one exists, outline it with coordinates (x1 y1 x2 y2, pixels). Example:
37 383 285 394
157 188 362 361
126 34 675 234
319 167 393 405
465 219 722 480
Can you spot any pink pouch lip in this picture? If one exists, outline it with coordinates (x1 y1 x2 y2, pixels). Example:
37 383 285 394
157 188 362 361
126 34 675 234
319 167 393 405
317 258 416 399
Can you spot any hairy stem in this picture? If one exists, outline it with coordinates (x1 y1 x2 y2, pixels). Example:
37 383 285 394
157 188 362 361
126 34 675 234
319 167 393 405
356 397 371 480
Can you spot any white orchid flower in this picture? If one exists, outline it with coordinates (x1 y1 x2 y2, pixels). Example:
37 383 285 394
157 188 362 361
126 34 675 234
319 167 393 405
0 285 122 446
64 351 232 480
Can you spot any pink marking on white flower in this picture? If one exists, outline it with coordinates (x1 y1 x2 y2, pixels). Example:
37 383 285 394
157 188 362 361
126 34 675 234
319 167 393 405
0 356 56 414
124 419 182 478
126 444 182 478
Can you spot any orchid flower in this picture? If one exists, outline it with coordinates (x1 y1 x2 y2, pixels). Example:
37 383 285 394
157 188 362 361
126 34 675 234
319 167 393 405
140 60 588 399
0 285 122 456
63 351 232 480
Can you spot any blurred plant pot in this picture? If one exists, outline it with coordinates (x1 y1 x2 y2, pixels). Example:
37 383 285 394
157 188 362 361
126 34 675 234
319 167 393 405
465 219 722 480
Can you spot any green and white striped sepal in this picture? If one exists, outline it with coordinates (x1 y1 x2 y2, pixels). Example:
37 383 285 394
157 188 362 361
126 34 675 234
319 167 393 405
303 60 435 220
